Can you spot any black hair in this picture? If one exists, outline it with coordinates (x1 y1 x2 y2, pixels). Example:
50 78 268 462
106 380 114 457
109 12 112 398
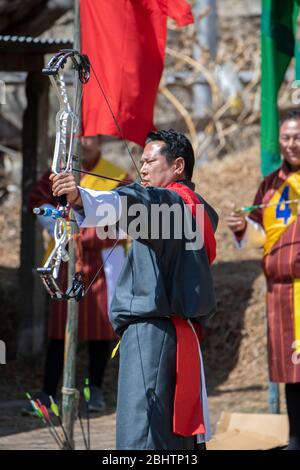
145 129 195 180
280 110 300 126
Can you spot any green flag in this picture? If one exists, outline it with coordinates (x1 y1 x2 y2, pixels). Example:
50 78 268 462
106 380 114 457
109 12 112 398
261 0 300 176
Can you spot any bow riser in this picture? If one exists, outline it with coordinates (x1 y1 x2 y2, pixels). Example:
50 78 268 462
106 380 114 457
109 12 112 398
50 74 78 175
35 49 90 301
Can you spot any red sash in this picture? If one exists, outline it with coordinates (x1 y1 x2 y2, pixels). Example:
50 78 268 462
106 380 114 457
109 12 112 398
166 182 216 263
167 182 216 436
171 317 205 436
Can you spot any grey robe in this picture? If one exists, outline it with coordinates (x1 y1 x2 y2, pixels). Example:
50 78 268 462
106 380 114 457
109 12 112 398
78 181 218 450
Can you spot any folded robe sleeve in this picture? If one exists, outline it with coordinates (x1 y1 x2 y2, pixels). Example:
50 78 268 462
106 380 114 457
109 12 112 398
234 217 266 249
74 187 122 228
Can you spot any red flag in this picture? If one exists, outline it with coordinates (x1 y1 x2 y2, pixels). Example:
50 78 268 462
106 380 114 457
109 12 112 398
80 0 194 146
167 0 194 26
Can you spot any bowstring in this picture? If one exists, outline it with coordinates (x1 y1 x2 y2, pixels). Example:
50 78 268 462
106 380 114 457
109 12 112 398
71 57 142 298
84 239 121 296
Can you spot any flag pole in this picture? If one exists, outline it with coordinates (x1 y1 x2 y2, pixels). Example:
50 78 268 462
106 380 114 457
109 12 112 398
61 0 82 449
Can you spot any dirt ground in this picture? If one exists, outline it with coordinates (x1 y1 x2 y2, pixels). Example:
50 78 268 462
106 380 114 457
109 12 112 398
0 144 288 450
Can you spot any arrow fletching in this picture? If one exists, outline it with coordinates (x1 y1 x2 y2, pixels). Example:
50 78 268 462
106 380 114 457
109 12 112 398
38 402 50 422
83 378 90 402
32 400 43 419
49 395 60 417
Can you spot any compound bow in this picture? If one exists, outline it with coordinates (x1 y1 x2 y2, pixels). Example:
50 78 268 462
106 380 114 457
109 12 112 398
34 48 142 302
34 49 90 301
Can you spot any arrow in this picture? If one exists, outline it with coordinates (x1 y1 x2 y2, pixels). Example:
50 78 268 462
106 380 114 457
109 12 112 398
235 198 300 214
83 378 91 450
77 407 89 450
36 399 65 449
49 395 73 450
25 393 64 449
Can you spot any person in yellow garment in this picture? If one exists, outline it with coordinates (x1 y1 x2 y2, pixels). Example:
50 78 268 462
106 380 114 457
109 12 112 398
25 136 130 413
227 111 300 450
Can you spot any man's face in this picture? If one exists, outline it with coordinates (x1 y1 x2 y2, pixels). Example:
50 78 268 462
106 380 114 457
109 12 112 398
279 119 300 168
80 136 100 161
140 141 185 188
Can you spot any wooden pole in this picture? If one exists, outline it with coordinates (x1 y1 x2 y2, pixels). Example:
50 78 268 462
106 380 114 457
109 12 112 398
61 0 82 449
192 0 218 118
268 382 280 414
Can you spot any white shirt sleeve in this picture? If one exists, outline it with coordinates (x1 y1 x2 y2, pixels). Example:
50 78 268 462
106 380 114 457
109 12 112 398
73 186 122 228
234 217 266 250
